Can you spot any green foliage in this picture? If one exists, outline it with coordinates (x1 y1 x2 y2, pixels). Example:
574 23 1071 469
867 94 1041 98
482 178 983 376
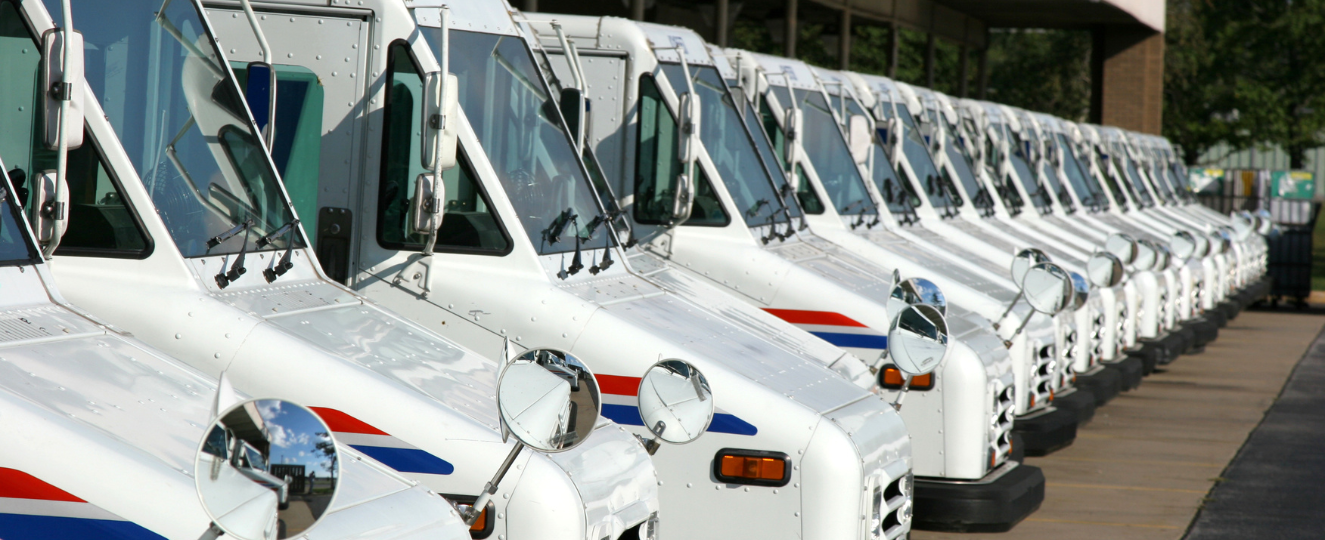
985 29 1092 122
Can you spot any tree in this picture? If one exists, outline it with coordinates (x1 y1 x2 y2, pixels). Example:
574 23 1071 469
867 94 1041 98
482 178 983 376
985 29 1092 122
1206 0 1325 169
1163 0 1247 165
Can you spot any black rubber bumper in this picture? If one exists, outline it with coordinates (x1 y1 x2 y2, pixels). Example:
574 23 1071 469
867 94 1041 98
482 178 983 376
1052 387 1096 425
1101 356 1144 391
1074 365 1123 404
1183 316 1220 353
1216 299 1240 324
1127 339 1165 373
913 463 1046 533
1013 406 1078 457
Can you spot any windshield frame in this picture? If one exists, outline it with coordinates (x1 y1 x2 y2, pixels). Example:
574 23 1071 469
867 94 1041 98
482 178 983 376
432 29 617 256
57 0 308 259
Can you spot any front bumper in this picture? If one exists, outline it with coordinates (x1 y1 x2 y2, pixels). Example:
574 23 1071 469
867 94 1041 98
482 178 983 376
1073 366 1122 405
1099 357 1144 391
1181 317 1219 354
913 462 1045 533
1051 388 1096 425
1013 406 1077 456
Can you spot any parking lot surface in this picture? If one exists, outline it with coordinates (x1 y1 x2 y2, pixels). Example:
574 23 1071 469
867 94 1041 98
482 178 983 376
916 309 1325 540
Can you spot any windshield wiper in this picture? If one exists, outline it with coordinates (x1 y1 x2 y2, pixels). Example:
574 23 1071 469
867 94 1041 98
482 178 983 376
581 211 619 275
213 218 254 289
258 220 299 283
541 208 576 247
208 218 253 249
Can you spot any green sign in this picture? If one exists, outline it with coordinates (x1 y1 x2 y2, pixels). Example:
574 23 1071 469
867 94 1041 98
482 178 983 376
1270 170 1315 200
1188 168 1225 194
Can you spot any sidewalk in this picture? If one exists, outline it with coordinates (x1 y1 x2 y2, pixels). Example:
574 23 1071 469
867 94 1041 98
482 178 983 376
915 309 1325 540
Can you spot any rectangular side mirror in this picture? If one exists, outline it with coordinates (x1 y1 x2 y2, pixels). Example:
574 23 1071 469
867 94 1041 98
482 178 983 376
783 107 802 167
848 114 871 165
41 29 84 150
245 61 275 138
559 87 586 148
410 173 445 235
30 170 69 249
421 72 460 171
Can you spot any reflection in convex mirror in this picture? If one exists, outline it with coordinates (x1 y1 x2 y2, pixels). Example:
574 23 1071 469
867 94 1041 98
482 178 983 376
1230 213 1254 241
1133 240 1158 272
1170 231 1197 260
1024 262 1071 316
1192 233 1211 258
1209 229 1230 254
891 277 947 316
636 360 715 454
1146 240 1172 271
197 399 338 540
887 304 949 410
468 348 602 525
1105 233 1138 266
1087 252 1125 288
1069 271 1090 311
994 248 1051 331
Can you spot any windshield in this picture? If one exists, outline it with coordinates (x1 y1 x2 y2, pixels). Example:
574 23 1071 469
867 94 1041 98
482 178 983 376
435 30 609 254
789 88 877 218
1055 134 1104 210
660 64 785 226
1040 160 1075 213
894 107 951 211
58 0 302 257
1003 127 1051 211
936 117 986 212
1118 151 1154 207
0 162 39 265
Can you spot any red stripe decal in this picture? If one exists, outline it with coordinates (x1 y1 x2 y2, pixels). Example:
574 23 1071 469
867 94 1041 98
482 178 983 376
308 407 389 436
595 374 641 397
0 469 86 503
763 308 867 328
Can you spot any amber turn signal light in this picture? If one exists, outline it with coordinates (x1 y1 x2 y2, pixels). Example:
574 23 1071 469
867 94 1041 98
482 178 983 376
713 449 791 487
879 366 934 390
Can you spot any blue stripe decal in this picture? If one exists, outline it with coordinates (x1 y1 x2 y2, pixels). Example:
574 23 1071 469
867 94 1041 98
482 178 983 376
602 403 645 426
0 514 166 540
603 404 757 436
350 445 454 475
811 332 889 350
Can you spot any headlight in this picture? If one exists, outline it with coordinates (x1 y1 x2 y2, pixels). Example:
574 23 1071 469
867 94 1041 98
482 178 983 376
640 513 660 540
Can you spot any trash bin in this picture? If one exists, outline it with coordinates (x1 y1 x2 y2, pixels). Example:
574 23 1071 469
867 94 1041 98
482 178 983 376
1266 200 1320 306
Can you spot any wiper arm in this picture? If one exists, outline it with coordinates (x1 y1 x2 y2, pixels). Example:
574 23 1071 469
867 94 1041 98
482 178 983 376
256 220 298 248
214 219 254 289
208 218 253 249
541 208 576 247
259 220 300 283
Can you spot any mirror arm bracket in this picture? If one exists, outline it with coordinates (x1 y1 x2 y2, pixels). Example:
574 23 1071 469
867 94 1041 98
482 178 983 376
891 376 912 411
466 442 524 526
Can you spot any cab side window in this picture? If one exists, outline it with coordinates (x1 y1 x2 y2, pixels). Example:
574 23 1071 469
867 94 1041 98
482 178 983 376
0 0 150 257
634 74 727 226
377 42 510 254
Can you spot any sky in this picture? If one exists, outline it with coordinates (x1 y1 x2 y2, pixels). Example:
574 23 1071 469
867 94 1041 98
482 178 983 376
256 399 337 477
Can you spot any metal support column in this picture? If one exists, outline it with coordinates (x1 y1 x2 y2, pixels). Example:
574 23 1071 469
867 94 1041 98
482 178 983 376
631 0 644 21
785 0 798 57
839 3 851 69
958 45 969 97
925 32 936 88
524 0 537 11
888 21 898 78
716 0 729 46
977 46 989 99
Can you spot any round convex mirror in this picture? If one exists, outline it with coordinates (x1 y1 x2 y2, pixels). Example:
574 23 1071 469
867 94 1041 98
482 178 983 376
1230 213 1254 241
637 360 715 444
1086 252 1125 287
888 304 949 377
498 349 602 452
1192 233 1210 258
1023 262 1071 314
892 277 947 316
1255 210 1274 235
196 399 339 540
1010 248 1051 287
1148 240 1172 271
1169 231 1197 260
1068 271 1090 311
1104 233 1138 265
1133 240 1157 271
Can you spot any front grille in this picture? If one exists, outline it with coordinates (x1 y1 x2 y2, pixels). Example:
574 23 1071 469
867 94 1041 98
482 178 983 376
879 474 912 540
1029 340 1054 410
989 384 1015 469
